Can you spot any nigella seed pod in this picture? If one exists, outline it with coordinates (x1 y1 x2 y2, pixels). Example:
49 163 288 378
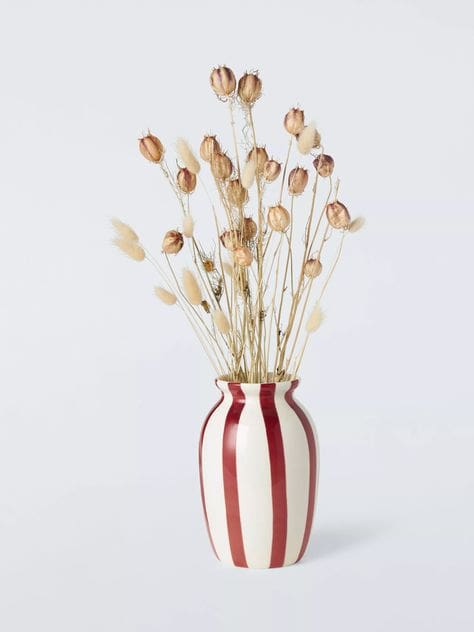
313 154 334 178
288 167 308 195
177 167 197 194
326 201 351 229
304 258 323 278
220 230 239 251
263 159 281 182
284 108 305 136
139 133 164 163
247 147 268 175
162 230 184 254
237 72 262 105
211 152 233 180
267 204 290 232
200 135 221 162
210 66 236 98
233 246 253 267
227 178 248 207
242 217 257 241
202 258 215 273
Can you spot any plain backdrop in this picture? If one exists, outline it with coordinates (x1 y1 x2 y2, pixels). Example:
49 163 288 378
1 0 474 630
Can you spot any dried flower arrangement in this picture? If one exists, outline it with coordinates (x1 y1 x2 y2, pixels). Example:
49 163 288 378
113 66 364 383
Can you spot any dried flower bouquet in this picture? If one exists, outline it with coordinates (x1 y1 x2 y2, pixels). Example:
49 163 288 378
113 66 364 384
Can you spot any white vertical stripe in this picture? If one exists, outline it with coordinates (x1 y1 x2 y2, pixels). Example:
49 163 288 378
274 383 310 565
235 385 273 569
201 391 233 565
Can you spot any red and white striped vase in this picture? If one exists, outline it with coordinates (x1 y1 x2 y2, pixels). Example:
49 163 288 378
199 379 318 569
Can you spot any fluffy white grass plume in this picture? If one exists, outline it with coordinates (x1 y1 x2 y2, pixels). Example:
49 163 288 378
182 269 202 305
154 287 177 305
212 309 231 334
241 159 256 189
111 218 139 242
305 304 324 333
183 214 194 238
113 237 145 262
349 216 366 233
176 138 200 175
297 123 320 155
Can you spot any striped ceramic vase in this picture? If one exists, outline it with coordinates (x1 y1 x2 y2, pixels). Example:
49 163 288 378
199 379 318 569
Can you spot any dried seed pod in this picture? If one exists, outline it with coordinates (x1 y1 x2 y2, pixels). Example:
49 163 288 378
233 245 253 267
162 230 184 254
220 230 239 250
284 108 305 136
304 258 323 278
263 159 281 182
237 72 262 105
210 66 236 98
313 154 334 177
154 287 177 305
182 214 194 238
326 201 351 229
202 258 215 273
288 167 308 195
201 300 210 313
200 135 221 162
177 167 197 194
139 133 164 163
247 146 268 175
227 178 248 207
267 204 290 232
114 238 145 262
242 217 257 241
297 124 321 154
211 152 233 180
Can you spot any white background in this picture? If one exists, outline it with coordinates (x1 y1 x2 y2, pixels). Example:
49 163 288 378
1 0 474 629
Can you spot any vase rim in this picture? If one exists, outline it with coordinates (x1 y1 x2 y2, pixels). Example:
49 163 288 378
216 376 300 388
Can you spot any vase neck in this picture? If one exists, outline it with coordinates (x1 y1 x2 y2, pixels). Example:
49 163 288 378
216 380 299 403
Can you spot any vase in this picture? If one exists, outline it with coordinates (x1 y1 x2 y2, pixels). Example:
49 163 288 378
199 379 318 569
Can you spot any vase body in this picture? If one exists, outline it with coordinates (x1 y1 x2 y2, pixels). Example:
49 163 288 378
199 379 318 569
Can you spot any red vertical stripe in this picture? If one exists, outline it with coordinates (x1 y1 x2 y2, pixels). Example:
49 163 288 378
285 381 317 562
222 383 247 567
260 383 288 568
198 386 224 559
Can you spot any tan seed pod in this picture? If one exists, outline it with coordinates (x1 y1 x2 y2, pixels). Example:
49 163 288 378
247 146 268 175
211 152 233 180
212 309 231 334
139 133 164 163
202 258 215 273
201 300 211 313
267 204 290 232
227 178 248 207
176 138 200 175
263 159 281 182
326 201 351 229
306 305 324 333
304 258 323 278
349 216 365 233
220 230 239 251
284 108 305 136
182 269 202 305
210 66 236 98
242 217 257 241
297 124 321 154
200 135 221 162
237 72 262 105
241 159 256 189
111 218 139 242
154 287 177 305
182 214 194 238
162 230 184 254
177 167 197 194
313 154 335 177
113 237 145 262
233 245 253 267
288 167 309 195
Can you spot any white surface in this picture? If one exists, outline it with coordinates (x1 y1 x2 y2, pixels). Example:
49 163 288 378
1 0 474 629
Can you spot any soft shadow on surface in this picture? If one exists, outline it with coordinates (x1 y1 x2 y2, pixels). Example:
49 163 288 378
302 523 389 562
